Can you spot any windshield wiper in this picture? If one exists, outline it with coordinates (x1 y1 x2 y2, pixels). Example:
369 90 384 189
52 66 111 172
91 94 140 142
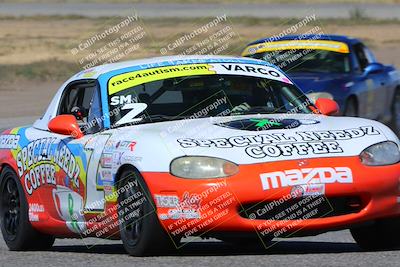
141 114 188 123
113 114 188 128
232 106 284 115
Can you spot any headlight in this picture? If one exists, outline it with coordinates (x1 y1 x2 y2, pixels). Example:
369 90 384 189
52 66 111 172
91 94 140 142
360 141 400 166
170 156 239 179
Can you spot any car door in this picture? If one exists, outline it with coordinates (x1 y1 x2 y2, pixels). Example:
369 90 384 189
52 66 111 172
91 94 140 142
352 43 386 119
54 79 109 234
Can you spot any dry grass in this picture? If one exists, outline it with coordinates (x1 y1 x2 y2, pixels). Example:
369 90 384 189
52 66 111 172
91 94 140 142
0 16 399 83
0 14 399 119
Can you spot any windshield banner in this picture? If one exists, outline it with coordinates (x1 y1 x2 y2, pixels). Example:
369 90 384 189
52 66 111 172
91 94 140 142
242 40 350 56
108 63 292 95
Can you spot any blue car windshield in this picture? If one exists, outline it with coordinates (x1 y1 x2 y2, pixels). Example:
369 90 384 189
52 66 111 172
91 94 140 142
250 49 351 74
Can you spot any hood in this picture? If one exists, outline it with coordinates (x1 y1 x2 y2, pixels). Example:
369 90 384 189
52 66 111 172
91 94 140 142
288 72 349 93
111 114 397 169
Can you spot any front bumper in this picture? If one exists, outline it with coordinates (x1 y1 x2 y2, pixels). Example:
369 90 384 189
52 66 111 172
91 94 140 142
143 156 400 239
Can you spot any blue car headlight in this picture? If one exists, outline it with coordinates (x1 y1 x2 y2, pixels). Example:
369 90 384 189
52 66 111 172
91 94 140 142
360 141 400 166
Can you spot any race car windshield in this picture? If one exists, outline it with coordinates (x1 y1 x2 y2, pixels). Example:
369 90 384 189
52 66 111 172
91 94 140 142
108 73 313 128
250 49 351 74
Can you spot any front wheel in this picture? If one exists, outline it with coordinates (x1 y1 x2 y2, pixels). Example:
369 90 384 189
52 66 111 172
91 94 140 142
117 169 176 256
0 166 55 251
351 217 400 250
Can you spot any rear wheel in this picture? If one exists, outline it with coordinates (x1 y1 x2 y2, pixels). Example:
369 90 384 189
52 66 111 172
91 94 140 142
351 217 400 250
344 97 358 117
390 88 400 135
117 168 176 256
0 166 55 251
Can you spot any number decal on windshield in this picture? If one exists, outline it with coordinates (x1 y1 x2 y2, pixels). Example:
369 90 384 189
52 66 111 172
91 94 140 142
115 103 147 126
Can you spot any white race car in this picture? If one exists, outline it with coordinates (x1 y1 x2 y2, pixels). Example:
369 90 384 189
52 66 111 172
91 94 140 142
0 56 399 256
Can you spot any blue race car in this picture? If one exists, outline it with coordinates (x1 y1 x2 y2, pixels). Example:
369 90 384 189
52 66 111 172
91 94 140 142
242 34 400 134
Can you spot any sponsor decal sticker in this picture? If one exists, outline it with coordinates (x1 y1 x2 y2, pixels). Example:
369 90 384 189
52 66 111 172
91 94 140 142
100 169 113 181
178 126 380 159
28 203 45 222
110 95 139 106
108 63 292 95
0 134 20 150
260 167 353 190
109 64 213 94
160 209 201 220
218 118 305 131
100 153 113 168
242 40 350 56
155 192 202 220
155 195 180 208
112 152 123 165
116 141 137 151
16 138 81 195
121 154 142 163
52 185 86 233
291 184 326 198
104 185 117 201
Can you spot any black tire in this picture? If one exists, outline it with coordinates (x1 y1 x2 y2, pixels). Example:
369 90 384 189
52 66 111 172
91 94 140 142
390 88 400 135
344 97 358 117
0 166 55 251
117 168 176 256
351 217 400 250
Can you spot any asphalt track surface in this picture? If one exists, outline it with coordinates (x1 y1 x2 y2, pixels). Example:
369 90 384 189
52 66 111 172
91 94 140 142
0 230 399 267
0 3 400 19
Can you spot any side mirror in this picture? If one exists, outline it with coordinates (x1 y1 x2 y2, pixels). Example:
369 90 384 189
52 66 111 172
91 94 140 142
315 98 339 116
48 115 84 139
364 63 384 76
